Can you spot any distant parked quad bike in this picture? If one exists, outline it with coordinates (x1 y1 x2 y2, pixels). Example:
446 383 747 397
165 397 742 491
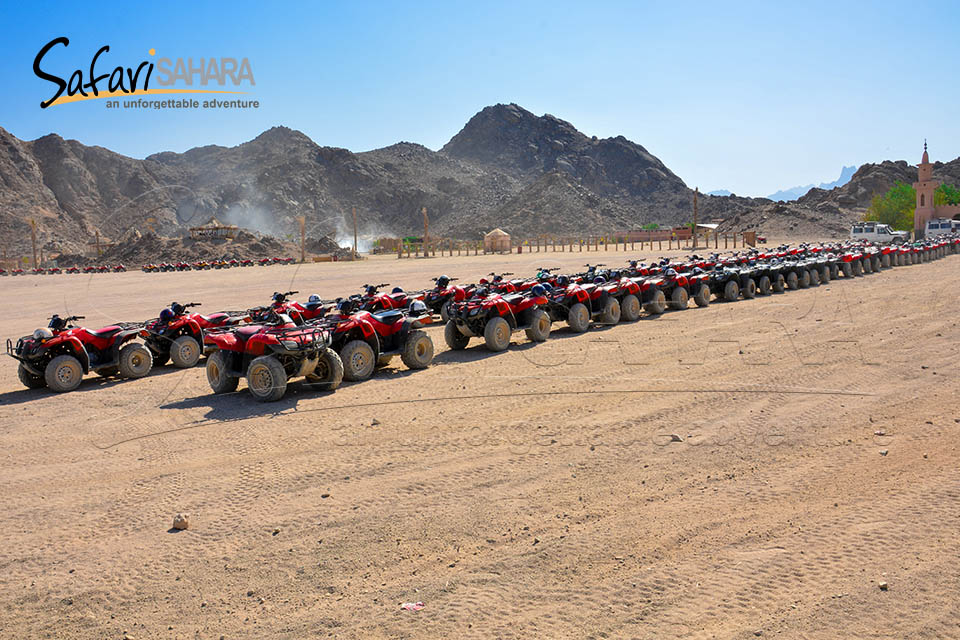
203 308 343 402
142 302 247 368
7 314 152 392
445 285 551 352
314 298 435 381
423 275 472 322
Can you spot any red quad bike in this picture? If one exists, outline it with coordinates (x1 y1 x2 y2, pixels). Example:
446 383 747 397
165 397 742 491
113 264 126 273
142 302 248 368
311 298 435 381
7 314 152 392
203 308 344 402
423 275 474 322
357 284 425 312
269 290 330 324
543 274 624 332
444 285 551 352
66 266 80 274
48 267 62 275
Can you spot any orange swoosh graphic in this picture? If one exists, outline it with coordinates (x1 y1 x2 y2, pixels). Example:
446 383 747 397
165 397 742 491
49 88 249 107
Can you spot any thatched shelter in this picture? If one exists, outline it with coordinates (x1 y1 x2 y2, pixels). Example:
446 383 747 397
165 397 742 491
483 228 511 253
190 217 238 240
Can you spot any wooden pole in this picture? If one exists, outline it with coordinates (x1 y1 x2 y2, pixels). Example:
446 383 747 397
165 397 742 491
96 230 101 257
422 207 429 249
352 207 358 260
692 187 699 249
29 219 38 268
298 216 306 263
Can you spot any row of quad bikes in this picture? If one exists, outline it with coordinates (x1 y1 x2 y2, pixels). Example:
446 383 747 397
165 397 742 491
141 257 296 272
7 237 958 401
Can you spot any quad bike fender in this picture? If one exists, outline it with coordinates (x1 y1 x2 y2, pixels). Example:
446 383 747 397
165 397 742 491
49 336 91 373
205 331 241 352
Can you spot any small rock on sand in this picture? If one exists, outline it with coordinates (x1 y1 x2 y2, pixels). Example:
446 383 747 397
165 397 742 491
172 513 189 530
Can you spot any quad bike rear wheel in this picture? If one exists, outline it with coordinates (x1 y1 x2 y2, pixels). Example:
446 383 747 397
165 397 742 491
809 268 820 286
444 320 470 350
484 316 511 352
841 262 853 278
601 297 621 324
440 302 452 323
305 349 344 391
45 354 84 393
669 287 689 310
773 274 786 293
862 258 872 274
757 275 771 295
882 254 891 268
18 363 46 389
567 303 590 332
620 294 641 321
723 280 739 302
786 271 799 289
694 284 711 307
644 290 667 315
341 340 376 381
742 279 757 299
246 355 287 402
207 350 239 393
524 309 551 342
401 330 435 369
171 335 201 368
831 263 840 279
821 265 831 283
799 270 811 288
119 344 153 379
853 260 863 276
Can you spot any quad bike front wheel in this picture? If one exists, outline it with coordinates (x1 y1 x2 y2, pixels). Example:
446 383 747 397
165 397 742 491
786 271 799 289
45 354 84 393
440 302 452 323
601 297 622 323
853 260 863 276
444 320 470 350
773 274 786 293
882 254 891 269
171 335 201 368
841 262 853 278
247 355 287 402
757 275 771 295
207 350 239 393
862 258 872 274
799 270 811 288
341 340 376 381
18 363 46 389
669 287 689 310
723 280 740 302
742 279 757 299
305 349 344 391
401 330 435 369
809 268 820 286
484 316 511 352
821 265 831 283
620 294 641 321
524 309 551 342
119 344 153 379
567 303 590 332
694 284 711 307
644 290 667 315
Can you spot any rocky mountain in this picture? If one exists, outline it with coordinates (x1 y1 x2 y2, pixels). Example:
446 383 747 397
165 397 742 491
2 103 957 260
798 158 960 210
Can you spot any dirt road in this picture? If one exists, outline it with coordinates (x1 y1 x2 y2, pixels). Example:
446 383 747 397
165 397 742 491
1 248 958 639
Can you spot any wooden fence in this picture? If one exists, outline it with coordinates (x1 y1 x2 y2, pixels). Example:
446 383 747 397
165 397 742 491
394 232 755 258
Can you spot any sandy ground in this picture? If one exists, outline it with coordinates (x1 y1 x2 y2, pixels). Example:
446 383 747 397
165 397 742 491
1 245 959 639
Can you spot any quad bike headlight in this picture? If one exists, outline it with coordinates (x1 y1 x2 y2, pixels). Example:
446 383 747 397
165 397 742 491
281 340 299 350
469 307 480 316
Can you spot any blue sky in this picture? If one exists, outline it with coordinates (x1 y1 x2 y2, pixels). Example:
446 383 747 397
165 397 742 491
0 0 956 197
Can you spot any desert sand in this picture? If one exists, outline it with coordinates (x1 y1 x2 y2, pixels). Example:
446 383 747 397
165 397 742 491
1 246 959 639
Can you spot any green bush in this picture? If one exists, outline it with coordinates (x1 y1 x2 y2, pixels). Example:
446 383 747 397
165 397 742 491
865 181 916 230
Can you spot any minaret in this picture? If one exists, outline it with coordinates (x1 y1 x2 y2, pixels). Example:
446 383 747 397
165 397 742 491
913 140 938 236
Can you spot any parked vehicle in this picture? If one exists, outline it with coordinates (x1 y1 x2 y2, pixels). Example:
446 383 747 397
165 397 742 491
142 302 247 368
7 314 152 392
445 285 551 351
203 308 343 402
850 222 908 244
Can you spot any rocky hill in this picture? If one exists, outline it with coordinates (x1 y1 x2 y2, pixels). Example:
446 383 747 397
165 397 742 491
2 104 957 259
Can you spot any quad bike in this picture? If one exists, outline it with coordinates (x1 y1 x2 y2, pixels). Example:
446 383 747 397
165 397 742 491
747 260 786 294
838 248 864 277
707 264 751 302
423 275 474 321
203 308 343 402
11 268 24 276
269 291 330 324
82 266 97 274
48 267 62 274
7 314 152 392
113 264 126 273
544 275 625 331
358 284 425 312
142 302 247 368
445 285 551 352
311 298 435 381
65 266 80 274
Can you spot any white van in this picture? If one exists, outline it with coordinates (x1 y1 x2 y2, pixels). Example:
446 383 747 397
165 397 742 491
924 218 958 236
850 222 908 244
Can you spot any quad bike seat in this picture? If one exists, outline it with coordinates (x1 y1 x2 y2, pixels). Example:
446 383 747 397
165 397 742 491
501 294 524 306
199 313 228 323
86 326 122 339
580 284 598 295
372 310 404 325
235 326 262 340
